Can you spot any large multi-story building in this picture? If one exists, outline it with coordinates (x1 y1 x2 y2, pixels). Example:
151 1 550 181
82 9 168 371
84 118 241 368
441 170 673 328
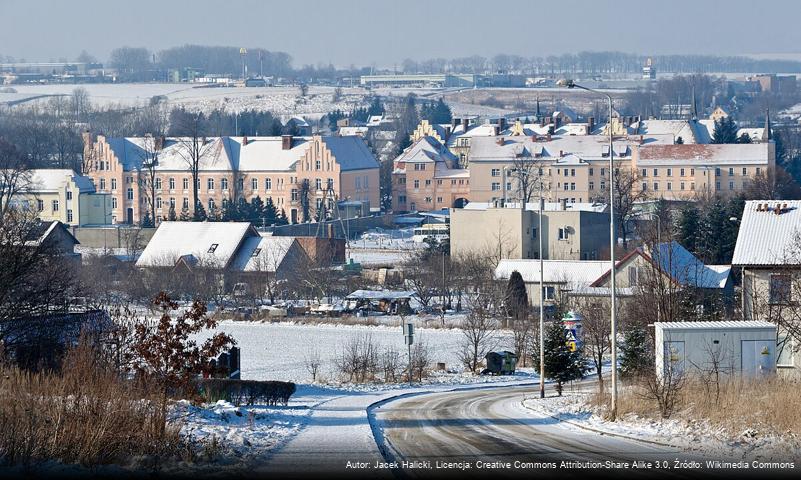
391 114 775 212
84 134 380 225
12 169 112 226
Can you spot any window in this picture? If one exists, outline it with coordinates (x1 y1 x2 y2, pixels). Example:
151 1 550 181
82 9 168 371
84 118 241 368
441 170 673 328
690 168 695 176
570 183 575 191
52 200 59 212
291 189 298 201
742 167 747 176
169 198 175 208
425 179 432 186
600 168 605 177
238 178 244 191
251 178 258 190
315 159 321 170
207 178 214 190
642 182 647 191
182 198 189 209
770 274 792 304
156 197 162 209
66 209 73 223
680 182 685 190
716 181 721 190
542 286 555 300
680 168 685 177
667 182 672 191
589 168 594 176
208 198 215 210
491 182 501 191
364 176 369 189
715 167 721 177
265 178 272 190
600 182 606 190
100 179 106 190
221 178 228 190
112 197 117 209
667 168 672 177
563 168 569 176
571 169 575 177
628 266 639 286
642 169 647 177
653 182 659 191
728 167 734 176
66 191 72 200
491 168 501 177
756 167 761 175
653 168 658 177
425 197 432 203
690 182 695 190
183 178 189 190
437 180 442 185
155 178 162 190
414 163 426 171
589 181 594 190
356 177 361 190
127 188 133 200
563 183 569 191
111 178 117 190
169 177 175 190
315 178 322 190
558 228 569 240
506 182 511 191
414 180 420 189
398 195 406 203
729 181 734 190
208 243 219 253
531 227 537 238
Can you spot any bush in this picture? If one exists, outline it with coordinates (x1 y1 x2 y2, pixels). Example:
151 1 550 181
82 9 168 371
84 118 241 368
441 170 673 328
196 379 296 406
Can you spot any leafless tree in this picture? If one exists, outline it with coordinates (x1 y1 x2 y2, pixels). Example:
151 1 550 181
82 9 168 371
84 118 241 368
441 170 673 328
509 156 546 205
511 316 533 367
639 356 685 419
304 348 322 383
409 340 431 382
171 112 218 220
593 167 645 250
571 297 611 392
135 134 160 225
0 140 31 217
458 309 499 373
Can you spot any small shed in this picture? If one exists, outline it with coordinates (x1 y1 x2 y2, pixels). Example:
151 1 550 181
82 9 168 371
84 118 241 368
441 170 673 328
484 351 518 375
344 290 414 314
654 321 777 379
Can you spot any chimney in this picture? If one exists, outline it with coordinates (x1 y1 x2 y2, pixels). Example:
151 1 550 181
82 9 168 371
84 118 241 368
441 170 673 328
546 132 552 141
493 125 500 136
559 150 563 157
560 198 567 211
499 117 506 131
587 116 595 134
462 118 469 131
775 203 783 215
554 115 562 128
639 134 644 144
451 117 459 130
496 137 505 146
281 134 292 150
155 135 165 151
539 117 546 127
242 136 248 146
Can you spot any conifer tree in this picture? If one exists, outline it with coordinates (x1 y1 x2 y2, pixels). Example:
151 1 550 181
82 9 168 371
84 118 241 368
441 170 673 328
620 326 650 378
168 203 177 221
179 205 192 221
504 270 528 321
541 320 586 395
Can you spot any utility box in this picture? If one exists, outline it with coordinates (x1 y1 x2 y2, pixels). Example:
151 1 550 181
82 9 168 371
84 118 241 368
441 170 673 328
654 321 777 380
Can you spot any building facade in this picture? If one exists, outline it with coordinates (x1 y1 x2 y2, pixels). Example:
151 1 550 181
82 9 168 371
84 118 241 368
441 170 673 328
14 169 112 226
84 134 380 225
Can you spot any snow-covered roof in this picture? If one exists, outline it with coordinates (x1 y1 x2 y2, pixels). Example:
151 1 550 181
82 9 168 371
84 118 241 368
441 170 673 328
637 143 772 166
462 201 608 213
104 135 378 173
495 259 610 286
732 200 801 266
396 136 457 165
136 221 257 269
469 135 640 161
655 321 775 330
229 235 296 273
29 169 95 193
345 290 415 300
651 241 731 289
628 119 701 143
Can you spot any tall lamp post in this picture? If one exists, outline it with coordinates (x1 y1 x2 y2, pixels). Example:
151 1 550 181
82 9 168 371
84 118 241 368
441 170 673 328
538 177 545 399
557 79 618 420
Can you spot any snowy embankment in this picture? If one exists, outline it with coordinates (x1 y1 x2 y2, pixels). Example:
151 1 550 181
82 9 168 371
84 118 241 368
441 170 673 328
520 391 801 462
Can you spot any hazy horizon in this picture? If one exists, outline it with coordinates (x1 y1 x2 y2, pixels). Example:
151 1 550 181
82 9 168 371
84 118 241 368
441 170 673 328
2 0 801 68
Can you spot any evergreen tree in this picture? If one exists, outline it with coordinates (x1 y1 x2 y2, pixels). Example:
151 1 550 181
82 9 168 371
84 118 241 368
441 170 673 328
504 270 528 321
265 197 279 225
432 98 452 124
711 116 738 144
676 203 700 254
620 326 650 378
277 208 288 225
234 197 251 222
737 132 752 144
367 96 384 116
179 205 192 221
542 320 586 395
193 201 207 222
208 204 222 221
140 211 154 228
675 136 684 145
168 203 177 221
697 198 729 264
397 93 419 152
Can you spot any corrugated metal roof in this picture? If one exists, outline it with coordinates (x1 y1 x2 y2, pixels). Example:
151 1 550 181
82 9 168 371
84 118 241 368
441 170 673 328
731 200 801 266
655 321 776 330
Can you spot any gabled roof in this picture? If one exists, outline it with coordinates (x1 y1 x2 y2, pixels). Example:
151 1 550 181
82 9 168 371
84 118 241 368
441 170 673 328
136 221 258 269
29 169 95 193
469 135 640 161
24 220 79 247
732 200 801 266
637 143 771 165
321 135 379 171
229 236 297 273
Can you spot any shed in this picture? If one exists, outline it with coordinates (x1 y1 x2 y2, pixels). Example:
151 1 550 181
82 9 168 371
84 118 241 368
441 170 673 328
484 351 518 375
654 321 777 379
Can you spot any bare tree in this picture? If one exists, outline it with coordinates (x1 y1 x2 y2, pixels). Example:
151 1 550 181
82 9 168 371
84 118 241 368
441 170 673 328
304 348 322 383
458 309 499 373
593 167 645 250
571 297 611 392
509 156 546 205
136 134 160 226
171 111 218 220
0 140 31 217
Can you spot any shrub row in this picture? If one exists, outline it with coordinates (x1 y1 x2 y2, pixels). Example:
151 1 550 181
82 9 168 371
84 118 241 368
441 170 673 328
196 379 296 406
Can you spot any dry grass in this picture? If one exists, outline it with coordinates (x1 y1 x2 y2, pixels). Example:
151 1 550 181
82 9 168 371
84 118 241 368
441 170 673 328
595 376 801 435
0 341 183 469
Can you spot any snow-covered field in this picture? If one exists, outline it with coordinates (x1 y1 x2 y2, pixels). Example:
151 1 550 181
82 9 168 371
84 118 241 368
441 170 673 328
0 83 369 116
522 391 801 462
196 320 514 384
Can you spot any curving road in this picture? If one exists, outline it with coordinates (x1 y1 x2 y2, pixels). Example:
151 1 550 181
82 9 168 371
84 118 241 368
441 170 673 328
371 384 765 479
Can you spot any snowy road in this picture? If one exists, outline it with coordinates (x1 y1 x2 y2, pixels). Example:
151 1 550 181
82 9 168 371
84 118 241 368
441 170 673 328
372 384 739 479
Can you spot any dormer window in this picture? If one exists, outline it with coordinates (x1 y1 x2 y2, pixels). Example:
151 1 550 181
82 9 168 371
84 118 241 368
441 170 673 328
602 145 610 157
208 243 219 253
252 248 261 257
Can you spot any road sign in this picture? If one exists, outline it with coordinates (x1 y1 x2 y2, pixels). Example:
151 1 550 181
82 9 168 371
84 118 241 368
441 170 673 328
403 322 414 345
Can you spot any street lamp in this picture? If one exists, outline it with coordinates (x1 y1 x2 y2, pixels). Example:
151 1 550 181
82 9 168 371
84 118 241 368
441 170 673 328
557 78 619 421
538 179 545 399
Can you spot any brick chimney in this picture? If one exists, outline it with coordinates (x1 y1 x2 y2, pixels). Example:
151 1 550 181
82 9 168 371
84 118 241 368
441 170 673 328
242 136 248 146
281 135 292 150
462 118 469 131
496 137 505 146
493 125 500 136
587 117 595 134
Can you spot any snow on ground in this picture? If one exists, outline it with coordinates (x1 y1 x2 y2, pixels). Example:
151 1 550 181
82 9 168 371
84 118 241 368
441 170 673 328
194 320 514 385
520 390 801 462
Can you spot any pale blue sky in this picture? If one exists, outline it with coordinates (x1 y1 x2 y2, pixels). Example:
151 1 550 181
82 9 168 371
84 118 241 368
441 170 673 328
1 0 798 67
